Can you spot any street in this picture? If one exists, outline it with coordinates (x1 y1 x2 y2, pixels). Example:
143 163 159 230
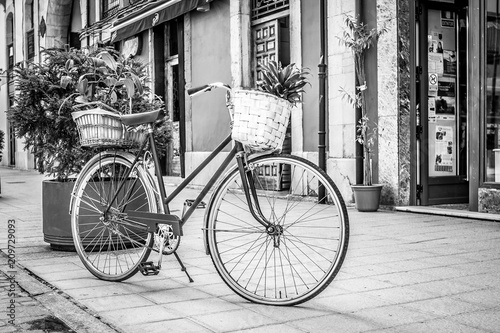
0 167 499 332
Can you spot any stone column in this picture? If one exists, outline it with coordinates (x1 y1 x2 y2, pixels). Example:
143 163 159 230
327 0 357 201
230 0 251 89
43 0 73 48
376 0 399 205
290 0 304 154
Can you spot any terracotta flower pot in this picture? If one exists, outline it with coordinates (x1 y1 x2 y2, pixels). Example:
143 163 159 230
351 184 383 212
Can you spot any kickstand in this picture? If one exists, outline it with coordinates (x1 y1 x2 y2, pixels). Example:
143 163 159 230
173 252 194 283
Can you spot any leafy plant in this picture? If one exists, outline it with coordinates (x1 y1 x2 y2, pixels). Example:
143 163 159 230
338 14 388 186
7 46 171 181
60 48 147 113
257 60 310 105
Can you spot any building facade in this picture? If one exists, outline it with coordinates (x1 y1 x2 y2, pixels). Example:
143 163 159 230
2 0 500 214
0 0 77 170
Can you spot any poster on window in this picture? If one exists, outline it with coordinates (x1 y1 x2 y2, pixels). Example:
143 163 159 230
443 50 457 75
435 77 456 120
428 49 444 74
441 11 455 28
429 97 436 120
434 126 454 172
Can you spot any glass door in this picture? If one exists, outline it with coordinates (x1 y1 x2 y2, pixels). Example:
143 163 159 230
419 0 469 205
485 0 500 182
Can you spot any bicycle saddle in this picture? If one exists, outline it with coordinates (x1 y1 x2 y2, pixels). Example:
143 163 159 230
120 109 162 126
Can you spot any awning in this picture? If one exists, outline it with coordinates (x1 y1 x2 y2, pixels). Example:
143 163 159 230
110 0 208 42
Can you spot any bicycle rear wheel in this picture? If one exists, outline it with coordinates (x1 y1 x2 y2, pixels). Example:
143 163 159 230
205 154 349 305
71 154 157 281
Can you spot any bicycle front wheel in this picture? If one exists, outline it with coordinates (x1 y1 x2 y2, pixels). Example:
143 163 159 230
205 154 349 305
71 154 157 281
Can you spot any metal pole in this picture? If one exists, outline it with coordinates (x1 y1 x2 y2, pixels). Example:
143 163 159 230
318 0 327 203
355 0 363 185
318 0 327 173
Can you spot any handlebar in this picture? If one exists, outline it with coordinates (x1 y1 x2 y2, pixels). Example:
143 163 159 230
187 82 232 96
187 82 234 121
186 84 211 96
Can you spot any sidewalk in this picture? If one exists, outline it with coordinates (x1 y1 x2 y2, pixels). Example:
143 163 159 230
0 167 499 333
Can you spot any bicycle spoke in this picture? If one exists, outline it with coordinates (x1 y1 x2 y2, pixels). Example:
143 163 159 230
71 155 156 281
207 155 348 305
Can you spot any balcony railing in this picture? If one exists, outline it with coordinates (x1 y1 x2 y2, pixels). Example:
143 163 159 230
251 0 289 20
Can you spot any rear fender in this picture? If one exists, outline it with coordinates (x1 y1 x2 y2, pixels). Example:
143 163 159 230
68 151 138 215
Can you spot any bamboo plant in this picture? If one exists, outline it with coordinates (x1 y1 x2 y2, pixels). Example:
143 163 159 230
338 14 387 186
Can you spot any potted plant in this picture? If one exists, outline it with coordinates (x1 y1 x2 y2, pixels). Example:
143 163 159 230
257 60 310 105
231 60 309 153
7 46 171 249
338 15 387 212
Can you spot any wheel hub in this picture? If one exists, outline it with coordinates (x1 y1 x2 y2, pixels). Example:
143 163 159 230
267 224 284 248
100 209 124 235
266 224 283 236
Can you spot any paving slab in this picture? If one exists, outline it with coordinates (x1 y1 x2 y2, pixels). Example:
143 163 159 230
0 167 499 332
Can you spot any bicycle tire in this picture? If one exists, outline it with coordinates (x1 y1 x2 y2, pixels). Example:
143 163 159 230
71 154 157 281
205 154 349 305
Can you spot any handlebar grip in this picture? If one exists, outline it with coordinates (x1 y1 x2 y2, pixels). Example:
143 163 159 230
187 84 211 96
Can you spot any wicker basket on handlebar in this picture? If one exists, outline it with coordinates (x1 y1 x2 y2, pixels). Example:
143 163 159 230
72 102 146 148
231 90 292 153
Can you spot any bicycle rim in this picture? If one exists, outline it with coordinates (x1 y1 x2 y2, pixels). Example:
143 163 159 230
206 155 349 305
71 155 157 281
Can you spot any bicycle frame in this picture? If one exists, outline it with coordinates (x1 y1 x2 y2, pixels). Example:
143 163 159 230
102 124 272 237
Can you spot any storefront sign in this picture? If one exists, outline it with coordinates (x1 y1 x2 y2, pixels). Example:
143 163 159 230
441 11 455 28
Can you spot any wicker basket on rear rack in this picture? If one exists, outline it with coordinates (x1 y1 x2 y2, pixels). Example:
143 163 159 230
231 90 292 153
72 102 147 148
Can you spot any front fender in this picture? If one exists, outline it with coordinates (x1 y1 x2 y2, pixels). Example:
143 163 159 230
201 152 272 256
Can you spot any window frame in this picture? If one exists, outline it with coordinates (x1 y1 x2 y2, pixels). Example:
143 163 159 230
102 0 120 19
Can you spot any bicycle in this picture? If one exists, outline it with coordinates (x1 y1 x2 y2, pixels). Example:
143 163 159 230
69 82 349 306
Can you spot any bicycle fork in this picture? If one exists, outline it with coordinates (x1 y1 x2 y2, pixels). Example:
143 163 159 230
235 152 284 247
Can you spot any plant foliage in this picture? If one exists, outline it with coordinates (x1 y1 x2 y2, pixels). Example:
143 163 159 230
338 15 388 186
7 46 171 181
257 60 310 105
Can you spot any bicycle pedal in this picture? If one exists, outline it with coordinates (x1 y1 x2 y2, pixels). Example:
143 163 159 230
138 261 160 276
184 199 206 209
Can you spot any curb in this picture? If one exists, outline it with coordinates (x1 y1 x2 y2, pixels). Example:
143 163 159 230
0 251 120 333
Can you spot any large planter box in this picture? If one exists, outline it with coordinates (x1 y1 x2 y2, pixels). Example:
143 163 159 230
42 179 75 251
42 178 151 251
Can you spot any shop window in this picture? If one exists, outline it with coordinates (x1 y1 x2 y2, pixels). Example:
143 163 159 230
6 13 14 96
70 32 81 49
7 12 14 69
25 1 35 60
102 0 120 19
7 45 14 69
485 1 500 182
